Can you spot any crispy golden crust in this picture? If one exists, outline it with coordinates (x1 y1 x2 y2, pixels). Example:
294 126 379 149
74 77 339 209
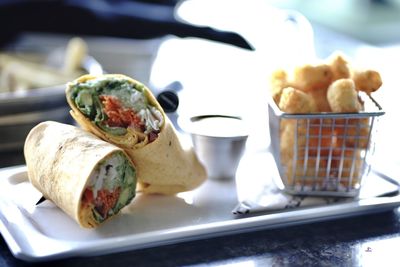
352 69 382 94
327 52 351 81
269 69 290 105
292 64 333 92
278 87 317 114
327 78 361 113
272 52 380 191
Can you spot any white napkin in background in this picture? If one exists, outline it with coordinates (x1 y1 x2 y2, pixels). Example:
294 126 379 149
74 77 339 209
232 152 400 215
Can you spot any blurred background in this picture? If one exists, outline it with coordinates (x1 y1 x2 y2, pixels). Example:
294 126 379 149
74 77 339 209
0 0 398 168
268 0 400 45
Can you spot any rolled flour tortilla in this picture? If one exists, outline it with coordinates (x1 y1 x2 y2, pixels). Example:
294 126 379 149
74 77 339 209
24 121 137 228
65 74 206 194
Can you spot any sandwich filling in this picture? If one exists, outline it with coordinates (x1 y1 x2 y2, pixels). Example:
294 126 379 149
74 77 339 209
70 77 164 143
81 151 136 224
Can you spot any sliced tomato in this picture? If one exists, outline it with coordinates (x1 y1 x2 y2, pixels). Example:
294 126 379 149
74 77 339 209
100 95 143 129
82 188 94 206
94 188 121 218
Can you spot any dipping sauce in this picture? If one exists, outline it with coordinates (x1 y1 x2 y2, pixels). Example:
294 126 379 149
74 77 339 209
189 115 248 138
187 115 249 179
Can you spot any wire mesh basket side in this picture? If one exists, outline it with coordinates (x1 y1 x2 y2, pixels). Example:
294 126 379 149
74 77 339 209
268 100 383 197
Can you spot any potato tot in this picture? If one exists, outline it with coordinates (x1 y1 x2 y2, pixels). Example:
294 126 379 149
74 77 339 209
279 87 317 113
281 118 335 186
306 119 337 157
352 69 382 94
327 52 351 81
334 118 371 149
288 159 332 187
285 151 361 188
272 51 381 192
327 79 361 113
270 69 289 105
308 88 331 112
280 119 308 163
280 120 297 165
292 64 333 92
329 148 363 187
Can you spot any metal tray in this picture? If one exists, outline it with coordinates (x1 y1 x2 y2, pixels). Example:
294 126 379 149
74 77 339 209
0 152 399 262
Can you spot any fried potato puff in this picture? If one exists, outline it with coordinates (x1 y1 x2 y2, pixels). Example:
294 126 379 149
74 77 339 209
278 88 332 185
280 121 298 166
272 52 381 190
285 157 330 186
291 64 334 112
327 79 368 150
329 148 363 187
335 117 371 149
352 69 382 94
307 119 337 157
280 121 310 184
327 52 351 81
279 87 318 174
278 87 317 114
270 69 290 105
308 89 332 112
327 78 362 113
282 118 337 186
292 64 333 92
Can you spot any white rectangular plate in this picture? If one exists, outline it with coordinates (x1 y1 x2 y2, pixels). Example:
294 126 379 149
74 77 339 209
1 152 399 262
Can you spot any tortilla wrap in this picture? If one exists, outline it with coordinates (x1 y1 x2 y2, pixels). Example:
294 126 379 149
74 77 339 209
24 121 137 228
65 74 206 194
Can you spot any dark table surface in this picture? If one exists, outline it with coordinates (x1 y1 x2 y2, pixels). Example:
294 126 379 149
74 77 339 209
2 5 400 266
2 210 400 266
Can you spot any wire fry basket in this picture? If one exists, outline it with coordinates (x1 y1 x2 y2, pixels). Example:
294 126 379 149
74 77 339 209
268 93 385 197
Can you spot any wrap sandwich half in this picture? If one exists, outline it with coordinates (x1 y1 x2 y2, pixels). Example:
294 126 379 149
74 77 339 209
24 121 137 228
65 74 206 194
